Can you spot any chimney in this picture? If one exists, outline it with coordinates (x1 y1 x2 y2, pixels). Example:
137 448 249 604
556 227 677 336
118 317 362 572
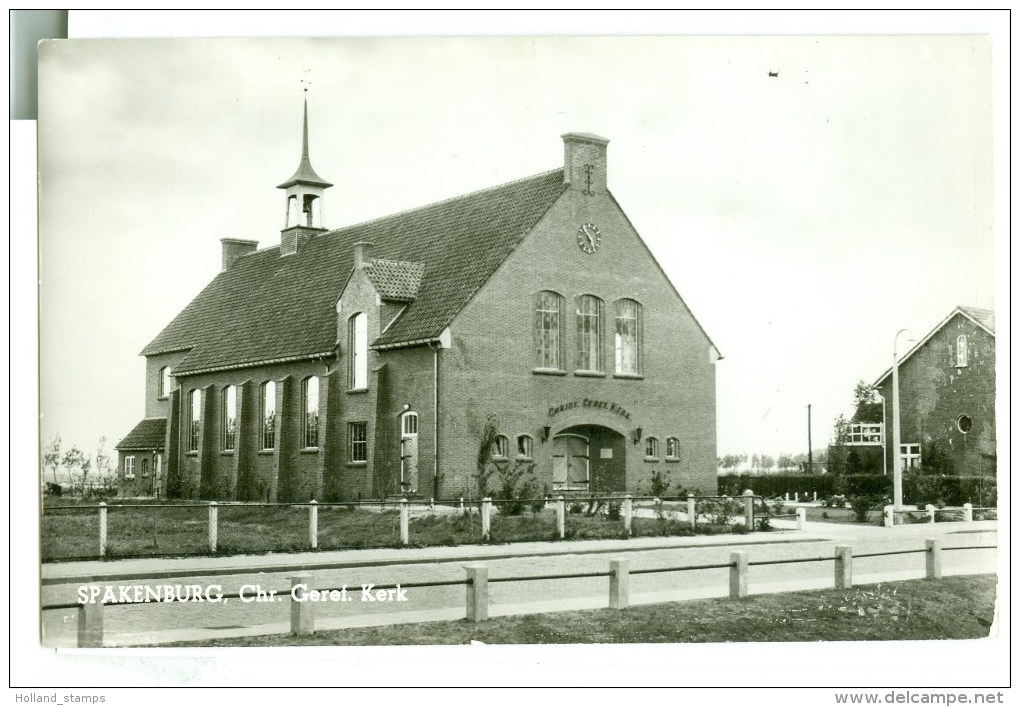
562 132 609 196
353 241 373 270
220 238 259 271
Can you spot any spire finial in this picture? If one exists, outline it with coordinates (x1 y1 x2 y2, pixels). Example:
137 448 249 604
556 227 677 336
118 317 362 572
277 76 332 191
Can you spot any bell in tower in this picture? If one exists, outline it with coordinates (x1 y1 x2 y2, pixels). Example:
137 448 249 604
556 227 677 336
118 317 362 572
277 93 332 255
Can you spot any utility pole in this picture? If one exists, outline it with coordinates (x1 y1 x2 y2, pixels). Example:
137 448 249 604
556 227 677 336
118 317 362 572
807 404 813 474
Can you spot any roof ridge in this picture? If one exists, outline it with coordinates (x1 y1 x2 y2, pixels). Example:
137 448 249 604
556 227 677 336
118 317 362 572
332 167 563 235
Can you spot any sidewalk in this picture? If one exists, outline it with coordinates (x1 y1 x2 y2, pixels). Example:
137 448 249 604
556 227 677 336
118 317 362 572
42 519 997 585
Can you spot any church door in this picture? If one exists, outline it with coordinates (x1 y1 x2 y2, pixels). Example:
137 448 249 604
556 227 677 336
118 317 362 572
552 434 589 490
400 412 419 494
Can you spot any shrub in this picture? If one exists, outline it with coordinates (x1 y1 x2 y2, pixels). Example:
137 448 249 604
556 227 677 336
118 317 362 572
44 482 63 497
650 469 670 498
607 501 621 521
849 495 882 523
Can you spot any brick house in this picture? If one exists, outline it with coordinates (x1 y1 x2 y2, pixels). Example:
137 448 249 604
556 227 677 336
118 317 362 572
873 306 995 477
116 101 721 501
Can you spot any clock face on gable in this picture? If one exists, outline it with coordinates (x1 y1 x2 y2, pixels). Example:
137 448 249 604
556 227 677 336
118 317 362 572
576 223 601 254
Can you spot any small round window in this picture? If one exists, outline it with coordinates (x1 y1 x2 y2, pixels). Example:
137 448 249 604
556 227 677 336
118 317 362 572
957 415 973 434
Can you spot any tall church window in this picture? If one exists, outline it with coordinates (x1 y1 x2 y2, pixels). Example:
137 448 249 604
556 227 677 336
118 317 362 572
956 335 968 367
615 299 642 375
187 390 201 452
575 295 604 372
222 386 237 451
261 381 276 450
349 422 367 463
159 366 172 398
349 313 368 389
534 291 564 370
303 376 319 449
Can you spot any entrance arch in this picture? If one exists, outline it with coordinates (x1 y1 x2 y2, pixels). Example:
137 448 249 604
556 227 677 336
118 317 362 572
552 425 626 492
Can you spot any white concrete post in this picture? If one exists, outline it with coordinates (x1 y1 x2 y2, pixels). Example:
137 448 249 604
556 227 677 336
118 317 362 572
730 551 748 599
883 505 894 528
794 492 799 502
784 492 789 502
743 489 755 531
308 500 318 550
556 496 566 539
481 497 491 541
466 564 488 622
459 496 464 512
622 495 633 536
77 597 104 648
290 572 314 635
208 502 218 553
98 503 107 559
926 538 942 579
963 503 973 523
609 558 630 609
687 494 696 528
400 498 410 546
926 504 936 524
813 491 818 502
796 507 806 530
835 545 853 590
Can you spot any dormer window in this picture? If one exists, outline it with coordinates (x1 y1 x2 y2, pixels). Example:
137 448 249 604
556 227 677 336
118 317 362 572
956 335 968 367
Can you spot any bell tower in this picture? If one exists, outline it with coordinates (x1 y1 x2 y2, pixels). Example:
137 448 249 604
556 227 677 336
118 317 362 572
277 91 332 255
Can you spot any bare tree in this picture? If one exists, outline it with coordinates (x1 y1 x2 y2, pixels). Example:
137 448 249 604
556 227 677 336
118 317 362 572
43 434 62 484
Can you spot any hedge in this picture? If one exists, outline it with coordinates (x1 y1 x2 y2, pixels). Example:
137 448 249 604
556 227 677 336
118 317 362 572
718 473 996 506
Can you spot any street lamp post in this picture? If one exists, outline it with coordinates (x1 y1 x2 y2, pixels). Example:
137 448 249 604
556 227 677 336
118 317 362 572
891 328 913 514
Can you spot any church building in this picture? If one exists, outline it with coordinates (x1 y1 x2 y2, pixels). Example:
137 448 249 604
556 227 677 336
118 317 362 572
116 100 721 501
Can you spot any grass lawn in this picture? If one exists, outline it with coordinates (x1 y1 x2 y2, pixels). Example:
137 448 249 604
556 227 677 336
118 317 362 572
174 575 997 646
41 501 747 561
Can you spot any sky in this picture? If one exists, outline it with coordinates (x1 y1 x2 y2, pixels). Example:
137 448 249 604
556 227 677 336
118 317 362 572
36 23 1000 465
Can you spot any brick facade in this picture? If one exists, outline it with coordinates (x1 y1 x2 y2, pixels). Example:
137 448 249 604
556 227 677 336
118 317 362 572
117 130 720 501
875 309 995 477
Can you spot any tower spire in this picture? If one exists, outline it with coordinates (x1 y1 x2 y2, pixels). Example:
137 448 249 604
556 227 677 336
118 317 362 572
277 87 332 255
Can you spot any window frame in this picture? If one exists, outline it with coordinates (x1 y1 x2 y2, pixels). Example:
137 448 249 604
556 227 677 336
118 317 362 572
302 376 320 449
516 434 534 459
261 381 277 451
533 290 565 372
492 435 510 460
575 294 605 373
124 456 136 479
614 299 643 377
141 457 149 477
956 334 968 367
644 437 659 460
221 385 237 452
666 437 680 460
158 366 173 399
349 421 368 463
187 389 201 453
348 312 368 390
898 443 921 471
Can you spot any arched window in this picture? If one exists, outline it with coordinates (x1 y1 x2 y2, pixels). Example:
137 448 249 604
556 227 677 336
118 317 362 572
222 385 237 451
492 435 510 459
576 295 604 372
956 335 968 367
141 458 150 477
349 312 368 389
402 411 419 436
517 435 533 459
615 299 642 375
159 366 173 398
302 376 319 448
666 437 680 460
261 381 276 450
534 291 564 370
644 437 659 460
187 389 201 452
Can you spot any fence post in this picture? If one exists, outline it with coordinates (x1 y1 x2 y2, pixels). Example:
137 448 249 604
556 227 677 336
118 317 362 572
208 502 218 553
794 492 799 502
459 496 464 512
729 551 748 599
796 507 806 530
926 538 942 579
926 504 936 524
556 496 566 539
466 564 488 622
784 492 789 502
963 503 973 523
98 502 107 559
834 544 853 589
622 495 633 536
77 596 104 648
481 497 491 541
743 489 754 531
813 491 817 502
400 498 410 546
609 558 630 609
883 505 894 528
308 500 318 550
290 572 314 635
687 494 696 529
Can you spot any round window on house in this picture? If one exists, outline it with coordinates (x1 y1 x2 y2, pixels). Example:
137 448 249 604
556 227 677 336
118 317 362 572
957 415 973 434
